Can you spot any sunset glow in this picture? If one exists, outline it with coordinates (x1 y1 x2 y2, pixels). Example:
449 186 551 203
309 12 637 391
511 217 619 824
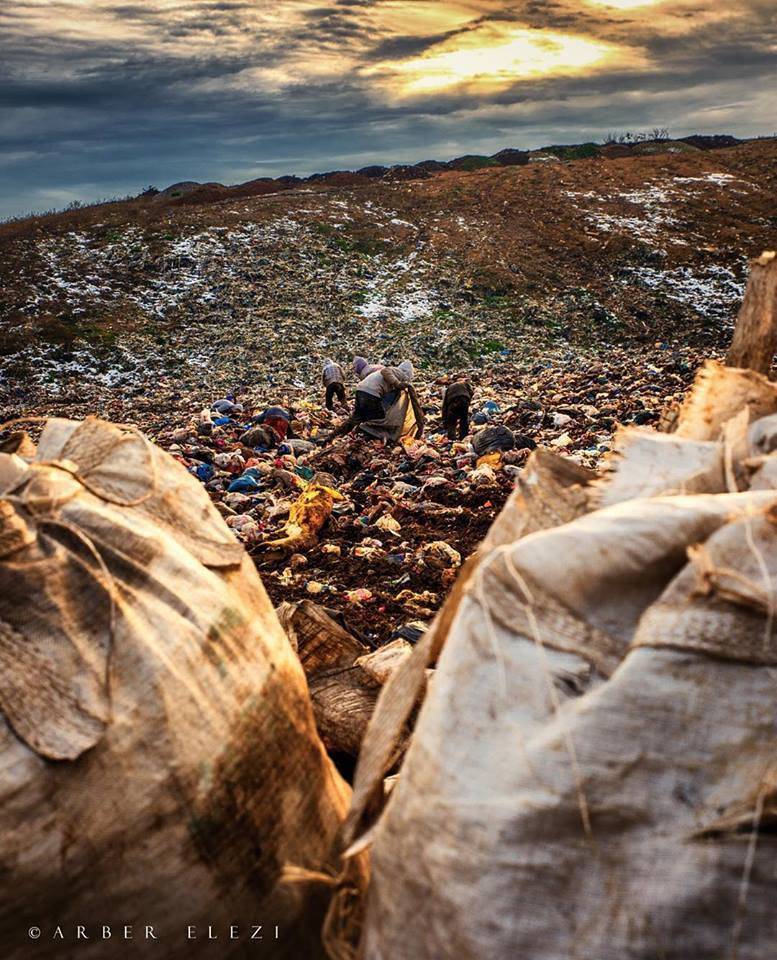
0 0 773 218
586 0 662 8
392 27 620 93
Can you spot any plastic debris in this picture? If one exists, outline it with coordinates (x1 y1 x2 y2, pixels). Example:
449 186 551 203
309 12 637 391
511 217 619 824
345 588 374 604
6 301 724 644
263 484 344 552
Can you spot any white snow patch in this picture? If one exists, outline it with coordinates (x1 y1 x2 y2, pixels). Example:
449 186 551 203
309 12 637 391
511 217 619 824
625 263 745 321
672 173 744 187
353 251 438 325
35 219 307 320
570 172 748 242
5 341 156 392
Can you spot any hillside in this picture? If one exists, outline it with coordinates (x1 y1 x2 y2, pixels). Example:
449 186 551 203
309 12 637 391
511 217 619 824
2 137 775 428
1 137 775 639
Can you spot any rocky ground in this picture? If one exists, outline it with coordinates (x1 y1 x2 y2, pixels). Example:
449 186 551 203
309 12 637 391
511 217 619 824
1 138 774 641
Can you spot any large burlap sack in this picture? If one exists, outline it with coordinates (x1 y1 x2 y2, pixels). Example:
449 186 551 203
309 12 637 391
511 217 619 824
348 366 777 960
0 416 361 959
343 449 596 851
359 385 425 443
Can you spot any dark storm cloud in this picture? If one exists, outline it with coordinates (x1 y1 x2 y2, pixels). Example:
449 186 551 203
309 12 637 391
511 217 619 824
0 51 264 110
0 0 775 218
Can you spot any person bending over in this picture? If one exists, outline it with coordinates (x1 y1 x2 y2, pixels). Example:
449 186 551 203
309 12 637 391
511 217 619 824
333 361 414 436
252 405 293 441
322 358 346 410
442 379 474 440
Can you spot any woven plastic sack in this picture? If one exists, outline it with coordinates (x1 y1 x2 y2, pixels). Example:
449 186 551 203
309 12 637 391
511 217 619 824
347 366 777 960
0 416 360 959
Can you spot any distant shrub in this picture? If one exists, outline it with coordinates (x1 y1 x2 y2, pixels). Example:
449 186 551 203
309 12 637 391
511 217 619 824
0 192 136 227
603 128 670 145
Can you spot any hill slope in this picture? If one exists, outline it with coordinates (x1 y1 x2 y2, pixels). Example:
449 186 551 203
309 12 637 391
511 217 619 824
1 137 775 426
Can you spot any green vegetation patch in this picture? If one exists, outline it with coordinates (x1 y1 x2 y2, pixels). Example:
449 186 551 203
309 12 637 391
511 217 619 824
451 156 499 172
38 314 119 350
542 142 601 161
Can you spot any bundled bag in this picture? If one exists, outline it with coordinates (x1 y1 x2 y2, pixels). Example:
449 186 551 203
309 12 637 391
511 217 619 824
359 385 425 444
471 424 515 457
346 362 777 960
0 416 363 959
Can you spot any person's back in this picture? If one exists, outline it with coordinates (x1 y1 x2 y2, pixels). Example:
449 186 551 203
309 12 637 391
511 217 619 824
351 361 414 423
254 406 293 439
379 361 413 411
322 359 346 410
322 359 344 385
358 361 413 397
356 368 389 398
442 380 473 440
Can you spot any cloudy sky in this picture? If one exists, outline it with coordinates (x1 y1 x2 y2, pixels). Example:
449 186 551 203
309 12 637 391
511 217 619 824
1 0 775 218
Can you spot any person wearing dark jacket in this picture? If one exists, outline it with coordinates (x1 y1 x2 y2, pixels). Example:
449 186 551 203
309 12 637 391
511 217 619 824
252 406 293 440
322 358 346 410
442 380 474 440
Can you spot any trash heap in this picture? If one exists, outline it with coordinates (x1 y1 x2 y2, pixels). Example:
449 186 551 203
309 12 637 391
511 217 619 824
1 244 773 958
343 358 777 960
157 389 516 643
155 347 693 645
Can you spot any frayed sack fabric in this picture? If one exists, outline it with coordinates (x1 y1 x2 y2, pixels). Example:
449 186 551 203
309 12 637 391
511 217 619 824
348 364 777 960
0 417 362 959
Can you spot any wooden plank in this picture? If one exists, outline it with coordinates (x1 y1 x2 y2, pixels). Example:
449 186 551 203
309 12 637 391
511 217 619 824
726 251 777 375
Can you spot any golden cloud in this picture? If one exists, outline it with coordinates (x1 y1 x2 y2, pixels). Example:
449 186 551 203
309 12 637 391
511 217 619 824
372 22 640 95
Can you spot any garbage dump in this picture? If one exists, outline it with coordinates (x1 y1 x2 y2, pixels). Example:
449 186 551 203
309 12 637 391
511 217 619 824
158 382 522 644
344 352 777 959
0 416 365 959
155 344 691 647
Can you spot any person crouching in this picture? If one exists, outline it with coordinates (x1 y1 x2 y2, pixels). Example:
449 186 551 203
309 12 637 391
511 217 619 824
331 361 414 437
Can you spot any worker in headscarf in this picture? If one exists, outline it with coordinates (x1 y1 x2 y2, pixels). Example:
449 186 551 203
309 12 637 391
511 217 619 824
441 379 474 440
332 361 415 436
353 355 381 379
322 358 346 410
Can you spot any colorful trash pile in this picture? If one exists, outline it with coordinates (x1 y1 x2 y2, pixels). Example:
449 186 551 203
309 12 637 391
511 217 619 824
155 345 694 643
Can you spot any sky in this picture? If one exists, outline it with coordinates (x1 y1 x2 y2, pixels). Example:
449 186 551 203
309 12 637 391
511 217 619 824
1 0 775 218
